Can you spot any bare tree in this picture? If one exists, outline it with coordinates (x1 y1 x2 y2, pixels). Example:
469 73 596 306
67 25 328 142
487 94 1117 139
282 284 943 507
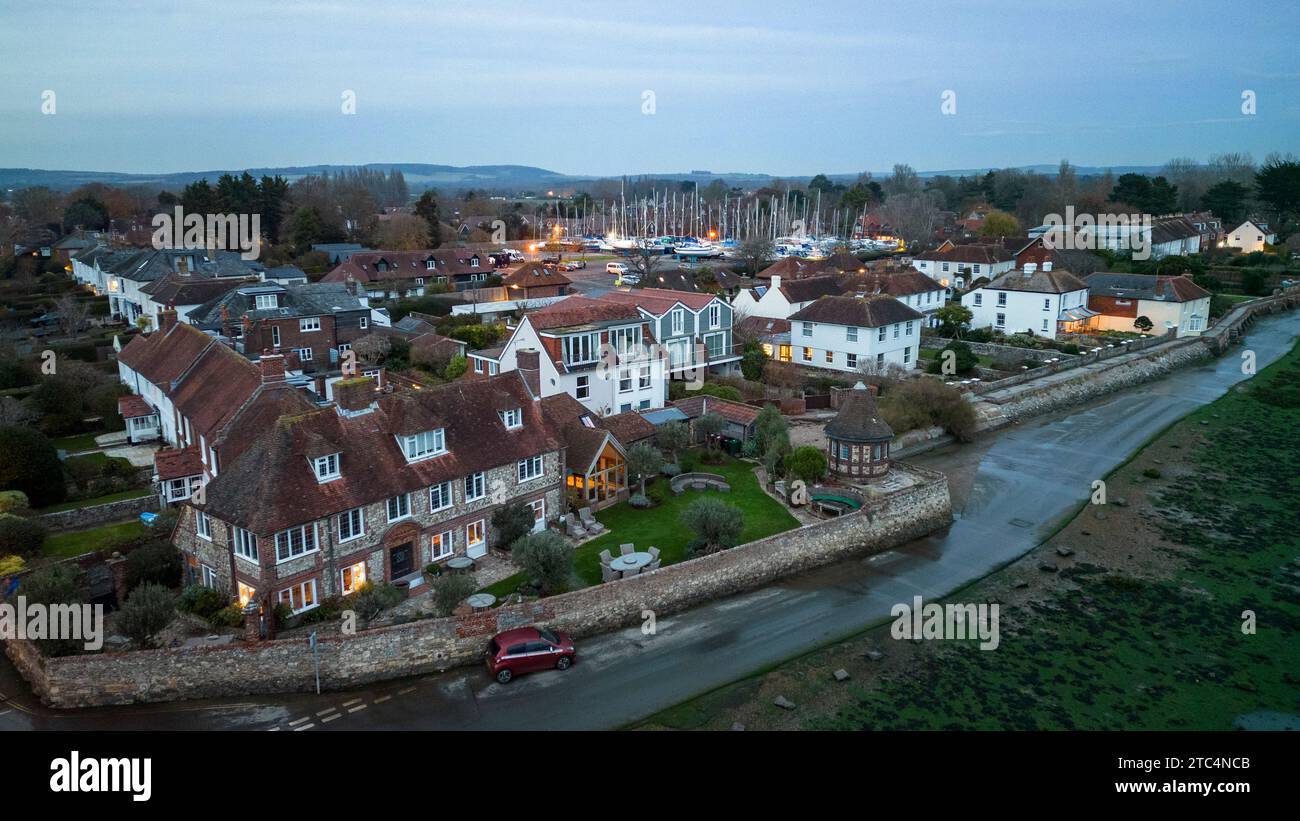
54 293 92 340
736 236 775 275
878 192 943 248
351 333 392 365
624 242 666 281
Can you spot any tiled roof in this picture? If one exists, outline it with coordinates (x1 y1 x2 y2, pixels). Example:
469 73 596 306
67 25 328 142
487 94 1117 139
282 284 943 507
780 276 845 304
825 385 893 443
200 372 565 534
789 295 924 328
501 263 571 289
598 411 657 446
982 267 1088 294
187 282 366 327
140 274 255 307
117 395 154 418
914 244 1014 264
839 270 945 298
736 316 791 339
671 395 761 427
1084 272 1211 303
154 447 204 481
322 248 494 284
756 256 825 280
595 286 718 313
528 296 643 331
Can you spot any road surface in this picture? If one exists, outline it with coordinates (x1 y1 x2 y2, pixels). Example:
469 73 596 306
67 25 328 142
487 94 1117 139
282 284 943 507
2 312 1295 731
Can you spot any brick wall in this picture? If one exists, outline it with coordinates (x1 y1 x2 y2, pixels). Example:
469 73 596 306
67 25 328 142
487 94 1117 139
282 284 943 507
6 466 952 707
39 493 158 532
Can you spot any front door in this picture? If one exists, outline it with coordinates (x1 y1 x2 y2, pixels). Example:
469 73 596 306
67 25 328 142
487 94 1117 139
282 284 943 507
389 542 414 579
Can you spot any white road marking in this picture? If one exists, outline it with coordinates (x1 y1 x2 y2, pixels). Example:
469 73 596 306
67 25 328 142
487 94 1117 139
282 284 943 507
317 708 338 717
322 713 342 723
373 695 391 704
397 687 415 695
288 716 310 726
293 723 315 731
342 698 362 707
347 704 368 713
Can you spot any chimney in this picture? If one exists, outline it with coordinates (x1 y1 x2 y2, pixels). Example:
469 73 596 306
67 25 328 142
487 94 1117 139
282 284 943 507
220 304 234 337
771 274 781 290
1041 261 1053 272
158 307 178 332
1023 262 1038 276
259 351 286 384
516 348 541 398
335 376 377 413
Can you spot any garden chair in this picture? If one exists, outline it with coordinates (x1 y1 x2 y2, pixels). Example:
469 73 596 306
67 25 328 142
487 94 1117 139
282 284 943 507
619 543 634 556
599 549 613 565
647 559 661 570
648 546 660 560
578 507 605 534
601 564 619 583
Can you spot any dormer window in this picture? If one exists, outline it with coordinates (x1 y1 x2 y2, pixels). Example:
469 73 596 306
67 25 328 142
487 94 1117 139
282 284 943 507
470 258 480 268
501 408 522 429
671 308 685 335
563 333 599 366
255 294 278 310
426 259 436 270
400 429 445 461
313 453 340 482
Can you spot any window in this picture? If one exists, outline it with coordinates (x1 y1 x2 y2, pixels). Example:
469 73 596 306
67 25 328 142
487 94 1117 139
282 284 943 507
271 325 281 347
671 309 685 335
996 312 1006 328
903 346 912 364
488 362 498 375
825 350 834 364
386 493 411 522
429 481 452 512
337 507 364 542
610 326 641 354
340 562 366 595
618 368 632 393
466 520 485 550
638 365 651 389
314 453 340 481
997 292 1007 307
465 472 485 501
300 317 321 332
518 455 543 482
802 347 813 362
431 530 453 561
846 326 858 342
167 478 192 501
400 429 445 461
708 303 720 328
893 324 900 339
470 257 480 267
296 347 313 362
255 294 277 310
237 582 256 606
233 527 258 561
802 322 813 337
846 353 857 369
973 264 981 274
201 564 218 589
1042 318 1050 332
563 333 599 365
973 293 982 306
500 408 522 429
415 277 425 286
876 353 885 366
530 498 545 526
877 326 886 342
905 321 914 335
474 358 485 374
275 524 318 563
196 510 211 541
575 375 590 400
942 262 950 272
278 579 317 614
359 316 368 330
426 259 436 270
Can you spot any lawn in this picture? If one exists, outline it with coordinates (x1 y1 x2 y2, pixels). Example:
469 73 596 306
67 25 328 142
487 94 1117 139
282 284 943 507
480 453 800 598
43 520 148 559
51 432 109 453
37 487 153 514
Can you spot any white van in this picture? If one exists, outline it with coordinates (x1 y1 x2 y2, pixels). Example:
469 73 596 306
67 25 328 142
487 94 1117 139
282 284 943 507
606 262 629 276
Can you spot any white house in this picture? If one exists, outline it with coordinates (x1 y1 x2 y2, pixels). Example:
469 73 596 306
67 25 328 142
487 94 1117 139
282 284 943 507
1084 272 1212 337
961 262 1095 340
594 288 742 377
469 296 669 417
731 275 844 320
1222 220 1276 253
839 270 949 327
911 244 1015 290
786 295 924 373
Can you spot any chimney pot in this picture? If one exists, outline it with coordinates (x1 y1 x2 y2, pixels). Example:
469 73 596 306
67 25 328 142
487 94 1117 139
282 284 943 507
158 307 178 332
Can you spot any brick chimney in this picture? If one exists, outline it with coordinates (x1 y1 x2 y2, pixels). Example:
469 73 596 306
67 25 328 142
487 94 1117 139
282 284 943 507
220 304 234 337
259 351 286 384
158 307 178 332
335 376 377 413
516 348 541 397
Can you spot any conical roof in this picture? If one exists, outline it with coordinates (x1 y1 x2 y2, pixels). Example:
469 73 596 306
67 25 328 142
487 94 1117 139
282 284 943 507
825 382 894 443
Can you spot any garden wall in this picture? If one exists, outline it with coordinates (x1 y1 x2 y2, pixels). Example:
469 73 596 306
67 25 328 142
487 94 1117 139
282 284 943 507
5 466 952 708
38 493 158 532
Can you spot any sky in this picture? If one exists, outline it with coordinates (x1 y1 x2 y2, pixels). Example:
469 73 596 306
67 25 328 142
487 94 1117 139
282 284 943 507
1 0 1298 177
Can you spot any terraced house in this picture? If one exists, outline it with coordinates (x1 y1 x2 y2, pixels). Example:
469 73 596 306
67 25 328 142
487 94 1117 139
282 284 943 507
174 372 573 613
321 248 496 303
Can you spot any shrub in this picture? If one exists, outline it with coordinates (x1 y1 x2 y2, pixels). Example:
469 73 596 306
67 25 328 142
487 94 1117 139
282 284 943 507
628 493 652 508
20 564 87 656
679 450 698 473
0 490 30 514
740 342 768 381
118 582 176 645
272 602 293 627
430 573 478 617
695 412 725 448
512 530 574 595
680 497 744 555
1142 467 1162 479
177 584 227 619
124 540 182 589
0 554 26 576
210 604 246 628
348 581 403 621
753 404 788 457
925 340 979 376
0 514 46 558
442 354 468 380
491 502 535 551
879 379 978 442
298 596 344 624
0 425 66 507
784 446 828 484
654 420 690 462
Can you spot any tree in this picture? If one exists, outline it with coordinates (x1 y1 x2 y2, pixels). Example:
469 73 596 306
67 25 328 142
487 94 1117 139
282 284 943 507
124 539 183 589
694 412 725 450
11 187 64 225
20 564 86 656
933 303 973 338
512 530 574 595
1255 157 1300 219
442 355 467 380
978 209 1020 238
740 340 768 381
53 293 92 340
655 420 690 464
784 446 827 484
680 497 744 555
926 340 979 375
625 442 664 498
736 235 776 275
429 573 477 617
624 241 666 281
0 514 46 558
878 192 942 246
753 404 788 457
118 583 176 645
0 426 66 507
1134 315 1154 333
373 213 430 250
1201 180 1250 224
414 190 443 248
350 333 392 365
62 197 110 232
491 502 535 551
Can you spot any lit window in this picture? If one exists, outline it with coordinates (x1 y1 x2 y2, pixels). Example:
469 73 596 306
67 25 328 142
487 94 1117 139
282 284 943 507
237 582 256 606
431 530 454 560
275 524 318 563
802 347 812 361
339 562 366 596
466 520 485 549
278 579 318 614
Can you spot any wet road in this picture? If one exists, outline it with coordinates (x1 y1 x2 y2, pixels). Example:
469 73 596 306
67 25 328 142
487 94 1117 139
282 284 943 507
3 313 1296 731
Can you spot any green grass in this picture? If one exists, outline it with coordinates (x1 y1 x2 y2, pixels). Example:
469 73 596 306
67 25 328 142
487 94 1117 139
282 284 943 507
51 432 109 453
37 487 153 513
480 453 800 598
43 520 147 559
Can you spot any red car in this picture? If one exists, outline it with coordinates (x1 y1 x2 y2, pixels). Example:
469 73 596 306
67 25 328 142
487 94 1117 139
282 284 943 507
485 626 575 684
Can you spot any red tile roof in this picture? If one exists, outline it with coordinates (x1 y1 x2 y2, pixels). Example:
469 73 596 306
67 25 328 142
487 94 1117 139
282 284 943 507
528 296 644 331
154 447 204 481
117 395 154 419
595 287 718 313
671 395 761 427
501 263 571 289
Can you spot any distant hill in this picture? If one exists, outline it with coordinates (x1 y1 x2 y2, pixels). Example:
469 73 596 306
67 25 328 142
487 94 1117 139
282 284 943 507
0 162 1166 194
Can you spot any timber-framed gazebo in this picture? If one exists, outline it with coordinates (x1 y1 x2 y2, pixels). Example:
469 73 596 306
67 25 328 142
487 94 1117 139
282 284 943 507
825 382 894 480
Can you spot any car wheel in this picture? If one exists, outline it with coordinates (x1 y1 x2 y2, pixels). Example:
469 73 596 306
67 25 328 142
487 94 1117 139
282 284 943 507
556 656 572 671
496 668 513 684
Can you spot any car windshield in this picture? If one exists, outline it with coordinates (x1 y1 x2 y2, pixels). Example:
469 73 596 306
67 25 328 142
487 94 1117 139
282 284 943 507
538 628 560 644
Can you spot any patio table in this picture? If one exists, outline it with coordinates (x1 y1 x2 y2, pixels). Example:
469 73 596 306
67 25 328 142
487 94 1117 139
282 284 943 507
466 593 496 611
609 552 652 576
447 556 475 572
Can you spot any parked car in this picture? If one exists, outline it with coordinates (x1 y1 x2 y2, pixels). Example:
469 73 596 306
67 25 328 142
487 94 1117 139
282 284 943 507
606 262 628 275
618 273 640 286
563 260 587 271
485 626 575 684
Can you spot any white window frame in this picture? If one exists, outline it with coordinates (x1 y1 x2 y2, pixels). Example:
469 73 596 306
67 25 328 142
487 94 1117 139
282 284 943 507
274 524 319 564
802 322 813 337
501 408 522 429
278 579 318 614
431 530 454 561
638 365 651 389
671 308 685 335
299 317 321 333
337 507 365 542
563 333 599 365
400 429 446 462
386 493 411 522
846 353 857 369
297 347 313 362
518 454 543 483
359 316 368 330
339 562 366 596
575 375 590 400
233 527 258 562
465 472 485 501
195 510 212 541
708 303 720 329
429 481 452 512
314 452 340 482
846 326 858 342
877 326 886 342
271 325 281 347
466 520 485 550
255 293 277 310
201 564 218 589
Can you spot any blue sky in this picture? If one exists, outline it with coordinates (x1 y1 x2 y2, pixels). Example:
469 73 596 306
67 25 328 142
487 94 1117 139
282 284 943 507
1 0 1297 176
